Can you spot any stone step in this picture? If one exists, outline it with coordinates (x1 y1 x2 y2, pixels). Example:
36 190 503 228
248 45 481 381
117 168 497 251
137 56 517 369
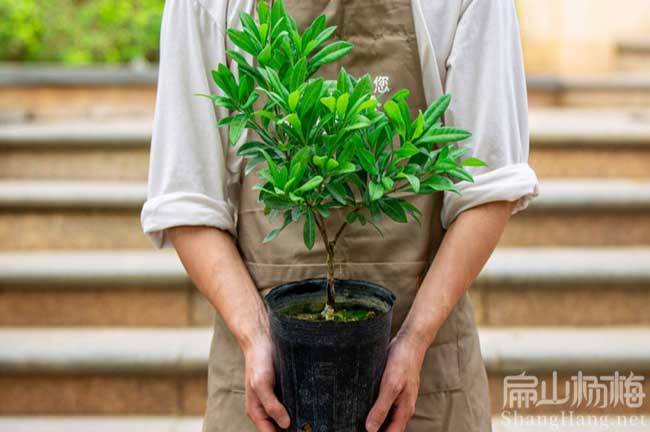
1 66 649 123
617 39 650 72
1 416 647 432
2 109 649 180
527 74 650 108
1 248 649 327
528 109 650 179
0 327 648 416
0 120 151 181
1 179 649 250
0 417 202 432
0 64 157 122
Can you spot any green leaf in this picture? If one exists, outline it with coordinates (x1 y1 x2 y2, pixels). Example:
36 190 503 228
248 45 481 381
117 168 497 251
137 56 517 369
357 148 378 175
312 154 328 169
379 199 407 223
304 26 337 56
229 115 247 145
331 161 357 175
424 94 451 125
263 210 293 243
226 29 259 56
336 93 349 119
244 156 265 175
412 112 425 140
295 176 324 194
320 96 336 113
211 64 237 99
300 78 324 114
282 113 303 134
288 90 300 111
383 100 405 134
447 167 474 182
240 12 261 42
416 127 472 145
289 57 307 91
381 177 394 191
355 98 378 113
258 1 270 25
303 210 316 250
326 183 348 205
422 174 459 192
395 143 419 160
368 181 384 201
398 173 420 193
308 41 354 73
460 157 488 167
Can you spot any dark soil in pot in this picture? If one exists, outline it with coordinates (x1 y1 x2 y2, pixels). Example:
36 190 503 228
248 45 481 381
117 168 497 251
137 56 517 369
264 277 396 432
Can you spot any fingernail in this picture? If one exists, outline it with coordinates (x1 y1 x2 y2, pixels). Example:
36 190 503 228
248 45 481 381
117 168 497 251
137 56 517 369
280 416 290 428
366 421 378 432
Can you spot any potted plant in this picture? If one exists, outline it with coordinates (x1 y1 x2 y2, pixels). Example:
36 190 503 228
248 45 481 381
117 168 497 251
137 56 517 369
199 1 485 430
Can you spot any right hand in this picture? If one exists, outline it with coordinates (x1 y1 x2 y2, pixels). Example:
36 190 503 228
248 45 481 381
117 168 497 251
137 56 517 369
243 333 291 431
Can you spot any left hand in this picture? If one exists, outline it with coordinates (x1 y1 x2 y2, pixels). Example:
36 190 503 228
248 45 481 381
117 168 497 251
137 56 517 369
365 332 427 432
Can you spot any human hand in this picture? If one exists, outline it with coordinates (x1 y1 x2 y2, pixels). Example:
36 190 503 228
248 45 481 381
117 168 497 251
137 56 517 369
243 334 291 432
365 333 427 432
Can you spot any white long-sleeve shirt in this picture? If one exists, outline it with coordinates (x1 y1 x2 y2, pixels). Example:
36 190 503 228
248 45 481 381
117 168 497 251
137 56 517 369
141 0 539 248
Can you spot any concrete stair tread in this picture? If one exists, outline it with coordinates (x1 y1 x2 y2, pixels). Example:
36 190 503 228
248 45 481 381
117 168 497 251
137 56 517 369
1 179 649 210
0 416 647 432
0 119 151 147
1 247 650 287
0 416 202 432
529 108 650 145
1 326 649 374
3 109 650 147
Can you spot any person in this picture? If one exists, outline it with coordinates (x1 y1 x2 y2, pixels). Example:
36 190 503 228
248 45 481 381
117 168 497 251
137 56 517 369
141 0 539 431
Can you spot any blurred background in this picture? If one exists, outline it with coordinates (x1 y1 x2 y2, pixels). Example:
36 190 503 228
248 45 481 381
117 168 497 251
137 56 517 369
0 0 649 431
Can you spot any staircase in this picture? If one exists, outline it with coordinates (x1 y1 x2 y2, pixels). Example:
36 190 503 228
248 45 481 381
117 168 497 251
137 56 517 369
1 61 649 431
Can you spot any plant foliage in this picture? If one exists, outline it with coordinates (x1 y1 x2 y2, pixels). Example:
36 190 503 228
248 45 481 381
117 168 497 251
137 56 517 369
200 0 486 314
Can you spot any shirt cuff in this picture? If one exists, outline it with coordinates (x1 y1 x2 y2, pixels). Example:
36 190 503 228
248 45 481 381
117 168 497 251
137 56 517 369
441 163 540 229
141 191 237 248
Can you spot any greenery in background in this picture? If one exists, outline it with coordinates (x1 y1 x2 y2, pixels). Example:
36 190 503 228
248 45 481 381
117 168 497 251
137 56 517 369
0 0 163 64
202 0 486 319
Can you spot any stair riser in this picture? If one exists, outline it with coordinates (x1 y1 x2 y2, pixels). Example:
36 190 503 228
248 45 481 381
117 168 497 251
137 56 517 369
0 148 150 181
2 146 648 181
529 88 650 108
0 86 155 122
1 372 646 415
2 86 648 123
2 209 649 250
530 147 650 179
0 287 206 327
502 211 650 247
618 52 650 72
472 284 650 327
0 283 647 327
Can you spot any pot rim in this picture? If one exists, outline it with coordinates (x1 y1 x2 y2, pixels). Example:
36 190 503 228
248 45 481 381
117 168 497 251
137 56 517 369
264 276 396 325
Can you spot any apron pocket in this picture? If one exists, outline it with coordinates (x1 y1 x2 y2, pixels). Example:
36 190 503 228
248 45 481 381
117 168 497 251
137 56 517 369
418 340 462 394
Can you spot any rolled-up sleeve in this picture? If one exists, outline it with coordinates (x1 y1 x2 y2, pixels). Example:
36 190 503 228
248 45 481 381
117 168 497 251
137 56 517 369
441 0 539 228
141 0 239 248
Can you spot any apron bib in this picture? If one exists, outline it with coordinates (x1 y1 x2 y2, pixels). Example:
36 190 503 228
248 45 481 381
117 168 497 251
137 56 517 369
203 1 491 430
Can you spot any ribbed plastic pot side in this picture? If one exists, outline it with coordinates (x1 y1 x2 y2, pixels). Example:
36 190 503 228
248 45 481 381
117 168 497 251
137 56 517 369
264 277 397 432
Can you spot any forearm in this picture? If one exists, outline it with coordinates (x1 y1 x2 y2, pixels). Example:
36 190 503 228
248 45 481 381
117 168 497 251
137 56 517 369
168 225 269 351
399 200 515 352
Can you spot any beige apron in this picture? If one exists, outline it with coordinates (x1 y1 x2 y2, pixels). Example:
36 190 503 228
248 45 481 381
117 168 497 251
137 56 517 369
203 0 491 430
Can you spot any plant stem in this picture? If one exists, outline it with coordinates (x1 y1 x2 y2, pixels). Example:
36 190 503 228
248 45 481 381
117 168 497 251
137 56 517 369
313 211 337 320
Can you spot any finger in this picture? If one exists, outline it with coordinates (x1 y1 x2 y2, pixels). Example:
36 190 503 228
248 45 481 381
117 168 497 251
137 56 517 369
249 407 280 432
247 394 280 432
383 401 413 432
253 374 290 429
365 377 402 432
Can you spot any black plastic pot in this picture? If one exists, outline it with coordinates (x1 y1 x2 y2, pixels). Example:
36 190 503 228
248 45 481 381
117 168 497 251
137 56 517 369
264 277 396 432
